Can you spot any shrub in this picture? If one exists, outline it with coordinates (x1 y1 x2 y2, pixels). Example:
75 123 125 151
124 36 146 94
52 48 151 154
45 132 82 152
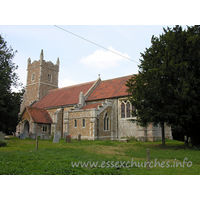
126 136 138 141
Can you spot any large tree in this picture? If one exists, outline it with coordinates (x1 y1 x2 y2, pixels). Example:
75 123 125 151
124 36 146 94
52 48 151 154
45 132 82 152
0 34 24 134
126 25 200 146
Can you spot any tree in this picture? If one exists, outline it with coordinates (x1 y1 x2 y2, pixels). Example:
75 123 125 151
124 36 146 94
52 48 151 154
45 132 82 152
126 25 200 146
0 34 24 134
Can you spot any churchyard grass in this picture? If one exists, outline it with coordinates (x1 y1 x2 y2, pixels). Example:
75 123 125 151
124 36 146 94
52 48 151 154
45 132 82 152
0 137 199 175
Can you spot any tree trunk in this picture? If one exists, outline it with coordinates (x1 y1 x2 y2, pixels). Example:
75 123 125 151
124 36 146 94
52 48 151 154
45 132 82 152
161 122 165 146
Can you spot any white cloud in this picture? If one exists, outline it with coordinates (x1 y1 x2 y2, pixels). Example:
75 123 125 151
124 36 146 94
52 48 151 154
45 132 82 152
59 78 78 88
80 47 130 69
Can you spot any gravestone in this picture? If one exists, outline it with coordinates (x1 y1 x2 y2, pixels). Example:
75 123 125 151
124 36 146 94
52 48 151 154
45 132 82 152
78 134 81 142
53 131 61 143
64 132 68 142
0 132 5 141
20 133 25 139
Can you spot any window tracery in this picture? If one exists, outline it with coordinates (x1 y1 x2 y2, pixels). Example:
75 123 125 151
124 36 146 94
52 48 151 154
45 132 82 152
104 113 109 131
119 99 135 118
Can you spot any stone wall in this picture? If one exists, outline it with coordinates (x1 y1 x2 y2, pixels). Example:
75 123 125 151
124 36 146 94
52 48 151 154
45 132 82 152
117 98 173 141
34 123 51 136
39 60 59 99
83 99 116 140
27 60 41 85
64 109 95 140
118 118 139 139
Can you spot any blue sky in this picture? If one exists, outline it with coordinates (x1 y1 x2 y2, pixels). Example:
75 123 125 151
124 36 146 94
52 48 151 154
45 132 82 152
0 25 189 91
1 1 196 92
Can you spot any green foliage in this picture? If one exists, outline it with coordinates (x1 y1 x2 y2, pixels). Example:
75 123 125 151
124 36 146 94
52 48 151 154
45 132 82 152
126 25 200 146
125 135 138 141
0 34 24 134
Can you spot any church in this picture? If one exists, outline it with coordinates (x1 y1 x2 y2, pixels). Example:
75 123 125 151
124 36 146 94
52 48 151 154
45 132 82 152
16 50 172 141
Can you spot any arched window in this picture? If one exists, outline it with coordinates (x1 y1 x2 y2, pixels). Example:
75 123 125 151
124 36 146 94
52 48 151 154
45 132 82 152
126 102 130 118
106 116 109 130
104 113 109 130
104 114 106 130
121 102 125 118
47 74 52 82
120 100 136 118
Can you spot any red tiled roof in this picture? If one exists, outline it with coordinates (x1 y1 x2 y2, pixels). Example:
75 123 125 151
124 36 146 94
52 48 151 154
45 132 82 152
81 103 102 110
26 106 52 124
33 81 95 108
86 75 132 101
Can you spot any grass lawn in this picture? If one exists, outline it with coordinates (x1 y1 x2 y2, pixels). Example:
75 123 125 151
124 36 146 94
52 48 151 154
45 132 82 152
0 137 199 175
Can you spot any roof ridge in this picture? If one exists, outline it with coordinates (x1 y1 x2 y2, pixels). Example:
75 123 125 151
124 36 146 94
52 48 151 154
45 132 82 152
101 74 134 82
49 80 96 92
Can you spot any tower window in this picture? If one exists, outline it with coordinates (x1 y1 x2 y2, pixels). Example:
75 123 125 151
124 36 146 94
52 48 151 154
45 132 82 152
31 73 36 82
47 74 52 82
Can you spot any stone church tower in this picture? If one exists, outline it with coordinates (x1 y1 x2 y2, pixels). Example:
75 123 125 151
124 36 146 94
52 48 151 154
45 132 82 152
20 50 59 113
